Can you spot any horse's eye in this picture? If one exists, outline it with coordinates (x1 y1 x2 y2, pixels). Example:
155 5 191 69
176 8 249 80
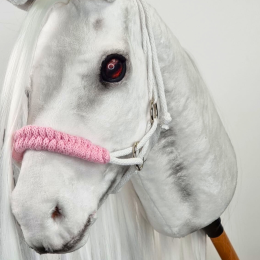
101 54 126 83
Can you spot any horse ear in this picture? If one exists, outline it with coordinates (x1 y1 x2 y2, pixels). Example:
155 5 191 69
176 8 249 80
8 0 35 11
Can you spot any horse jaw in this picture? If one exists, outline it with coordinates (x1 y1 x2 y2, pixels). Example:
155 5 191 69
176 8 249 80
11 0 147 254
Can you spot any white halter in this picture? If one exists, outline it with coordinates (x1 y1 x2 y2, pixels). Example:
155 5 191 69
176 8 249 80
110 0 172 193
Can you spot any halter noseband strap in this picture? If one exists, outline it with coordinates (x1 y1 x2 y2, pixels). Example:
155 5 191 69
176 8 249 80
12 125 110 164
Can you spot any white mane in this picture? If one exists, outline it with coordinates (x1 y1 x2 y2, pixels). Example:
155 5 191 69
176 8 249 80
0 0 206 259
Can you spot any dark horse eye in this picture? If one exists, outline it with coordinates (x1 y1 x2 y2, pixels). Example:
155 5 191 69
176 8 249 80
101 54 126 83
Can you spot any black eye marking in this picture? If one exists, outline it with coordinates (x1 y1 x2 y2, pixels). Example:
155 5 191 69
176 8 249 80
100 54 127 83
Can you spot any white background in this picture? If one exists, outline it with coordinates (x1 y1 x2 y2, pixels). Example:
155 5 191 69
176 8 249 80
0 1 260 259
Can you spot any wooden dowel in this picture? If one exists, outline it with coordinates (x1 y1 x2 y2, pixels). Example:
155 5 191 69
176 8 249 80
211 231 239 260
203 218 239 260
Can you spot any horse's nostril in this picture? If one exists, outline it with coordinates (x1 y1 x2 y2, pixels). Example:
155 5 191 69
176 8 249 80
34 246 49 255
51 206 62 220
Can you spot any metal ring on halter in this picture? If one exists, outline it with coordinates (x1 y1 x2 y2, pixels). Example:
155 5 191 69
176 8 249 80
150 100 158 124
132 142 144 171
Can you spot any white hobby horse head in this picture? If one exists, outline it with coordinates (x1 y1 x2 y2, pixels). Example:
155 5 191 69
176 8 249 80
0 0 237 258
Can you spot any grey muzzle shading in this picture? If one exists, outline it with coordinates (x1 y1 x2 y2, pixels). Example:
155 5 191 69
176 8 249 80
8 0 35 10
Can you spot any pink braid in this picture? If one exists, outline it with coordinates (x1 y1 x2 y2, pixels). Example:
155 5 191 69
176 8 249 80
12 126 110 164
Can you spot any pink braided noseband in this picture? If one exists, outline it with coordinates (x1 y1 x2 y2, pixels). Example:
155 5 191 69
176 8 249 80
12 125 110 164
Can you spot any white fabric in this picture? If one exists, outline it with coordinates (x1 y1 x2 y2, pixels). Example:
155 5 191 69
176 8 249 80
1 0 236 258
131 3 238 238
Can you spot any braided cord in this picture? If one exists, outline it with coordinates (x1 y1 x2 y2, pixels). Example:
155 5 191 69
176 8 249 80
12 125 110 164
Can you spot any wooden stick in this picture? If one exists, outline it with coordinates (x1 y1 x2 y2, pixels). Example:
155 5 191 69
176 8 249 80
211 231 239 260
203 218 239 260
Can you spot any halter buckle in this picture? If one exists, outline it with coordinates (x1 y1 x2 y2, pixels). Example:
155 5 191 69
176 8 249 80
150 100 158 124
132 142 144 171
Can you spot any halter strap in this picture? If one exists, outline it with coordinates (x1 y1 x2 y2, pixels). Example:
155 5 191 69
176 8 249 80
136 0 172 129
12 125 110 164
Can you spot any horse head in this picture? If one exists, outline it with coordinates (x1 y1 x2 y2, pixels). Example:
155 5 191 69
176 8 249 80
2 0 237 257
9 0 150 254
